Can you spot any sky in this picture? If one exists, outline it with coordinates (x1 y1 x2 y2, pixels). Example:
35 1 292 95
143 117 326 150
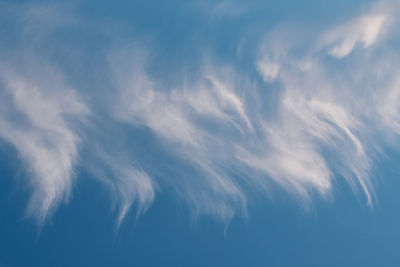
2 0 400 266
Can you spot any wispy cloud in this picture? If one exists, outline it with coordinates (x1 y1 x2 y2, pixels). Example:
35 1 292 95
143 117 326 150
0 63 88 224
325 14 387 58
2 0 400 225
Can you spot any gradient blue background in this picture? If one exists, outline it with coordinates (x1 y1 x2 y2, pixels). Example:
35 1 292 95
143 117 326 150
2 0 400 266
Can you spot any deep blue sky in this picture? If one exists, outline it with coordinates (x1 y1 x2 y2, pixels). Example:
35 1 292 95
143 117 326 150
2 0 400 266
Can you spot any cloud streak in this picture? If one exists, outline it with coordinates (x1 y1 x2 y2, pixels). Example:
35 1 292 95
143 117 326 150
0 63 88 224
1 0 400 225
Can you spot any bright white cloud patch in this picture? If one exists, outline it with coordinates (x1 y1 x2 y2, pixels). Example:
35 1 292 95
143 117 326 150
325 14 388 58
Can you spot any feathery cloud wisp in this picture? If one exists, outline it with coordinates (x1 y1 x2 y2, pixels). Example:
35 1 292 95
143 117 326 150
1 0 400 225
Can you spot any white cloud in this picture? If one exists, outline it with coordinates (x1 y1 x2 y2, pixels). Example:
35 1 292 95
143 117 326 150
256 61 280 82
325 14 388 58
0 65 88 223
3 0 400 226
252 7 395 206
87 151 155 227
108 50 250 221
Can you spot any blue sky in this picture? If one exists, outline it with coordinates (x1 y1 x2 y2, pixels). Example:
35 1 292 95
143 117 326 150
2 0 400 266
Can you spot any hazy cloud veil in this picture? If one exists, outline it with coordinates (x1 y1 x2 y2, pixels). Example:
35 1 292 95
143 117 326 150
1 0 400 225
